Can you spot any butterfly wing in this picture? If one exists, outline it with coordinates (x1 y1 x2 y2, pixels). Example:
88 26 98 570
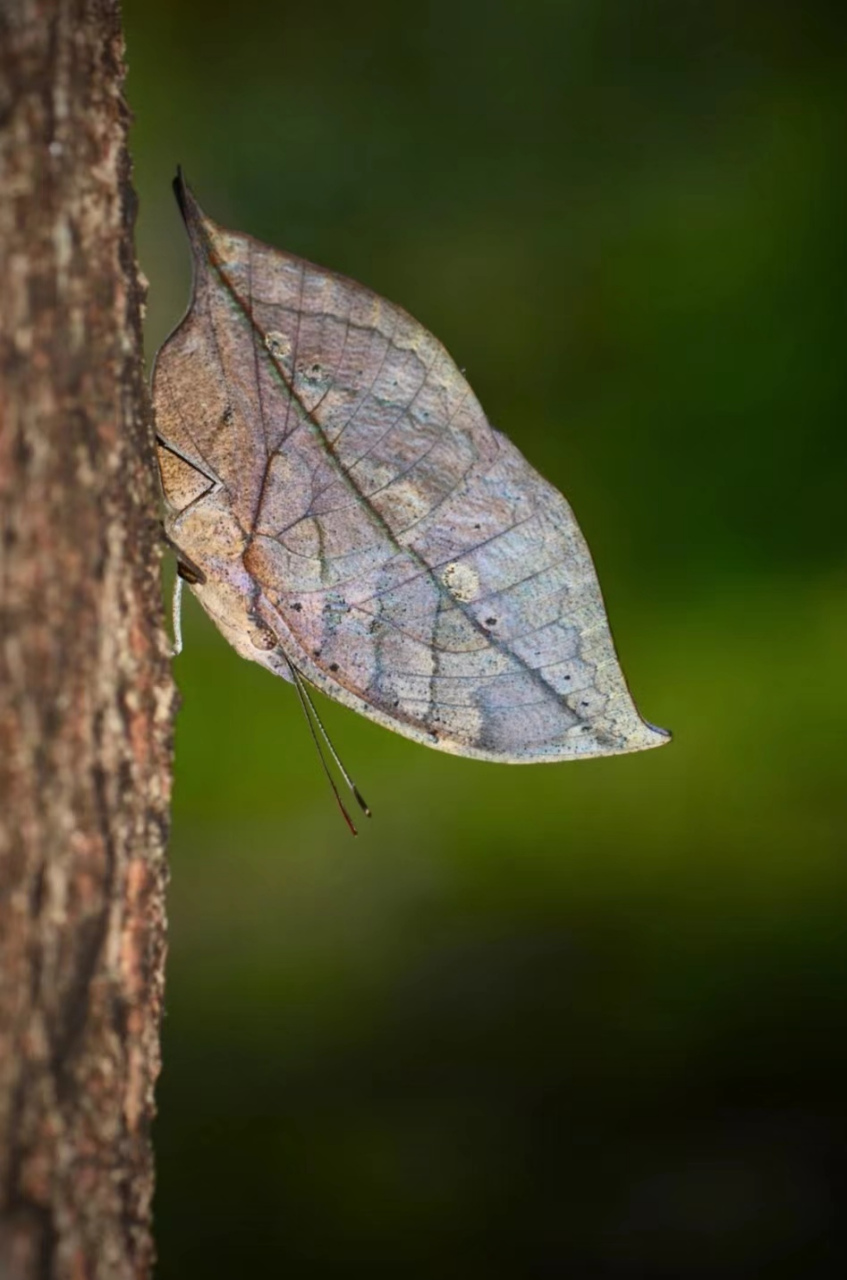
154 177 668 761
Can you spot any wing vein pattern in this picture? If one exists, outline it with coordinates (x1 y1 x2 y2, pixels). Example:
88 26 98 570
153 181 669 762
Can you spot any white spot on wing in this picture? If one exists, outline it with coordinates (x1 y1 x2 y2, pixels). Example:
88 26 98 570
440 561 480 603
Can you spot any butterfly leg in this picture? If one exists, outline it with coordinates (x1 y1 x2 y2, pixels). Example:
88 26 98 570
161 527 206 659
169 572 184 658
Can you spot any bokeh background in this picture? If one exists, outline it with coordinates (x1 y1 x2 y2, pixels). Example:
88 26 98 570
123 1 846 1275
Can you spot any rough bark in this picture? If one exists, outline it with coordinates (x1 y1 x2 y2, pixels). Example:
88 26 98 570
0 2 175 1278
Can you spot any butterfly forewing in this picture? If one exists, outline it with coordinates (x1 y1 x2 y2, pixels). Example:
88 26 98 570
154 175 669 762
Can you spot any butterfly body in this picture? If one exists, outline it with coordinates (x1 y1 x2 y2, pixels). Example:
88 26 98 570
154 175 669 763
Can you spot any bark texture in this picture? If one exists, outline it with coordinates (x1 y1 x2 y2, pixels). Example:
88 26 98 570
0 2 175 1277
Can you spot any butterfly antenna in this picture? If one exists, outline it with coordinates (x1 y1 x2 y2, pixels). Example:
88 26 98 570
286 661 360 835
289 664 372 818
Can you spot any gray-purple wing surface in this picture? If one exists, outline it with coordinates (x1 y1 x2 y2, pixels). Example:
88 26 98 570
153 175 669 762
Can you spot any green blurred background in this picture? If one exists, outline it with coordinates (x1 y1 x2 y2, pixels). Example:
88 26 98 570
124 1 846 1275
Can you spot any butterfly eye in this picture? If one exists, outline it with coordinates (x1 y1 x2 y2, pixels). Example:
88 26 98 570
247 619 277 652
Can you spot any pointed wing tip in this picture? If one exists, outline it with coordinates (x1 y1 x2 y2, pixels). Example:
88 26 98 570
172 166 190 219
172 167 206 236
642 719 672 748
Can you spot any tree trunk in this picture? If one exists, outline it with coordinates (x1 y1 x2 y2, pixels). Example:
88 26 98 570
0 2 175 1277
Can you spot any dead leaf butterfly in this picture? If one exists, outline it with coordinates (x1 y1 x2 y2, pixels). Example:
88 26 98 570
154 172 669 830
